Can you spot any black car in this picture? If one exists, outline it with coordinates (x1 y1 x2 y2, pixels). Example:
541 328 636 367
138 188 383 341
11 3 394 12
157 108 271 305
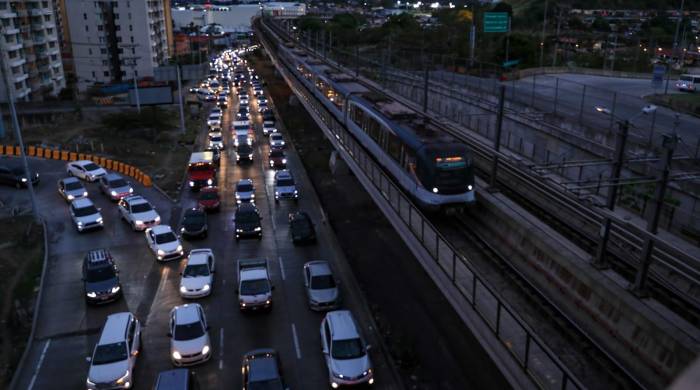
82 249 122 304
234 203 262 241
242 349 286 390
289 212 316 244
0 164 39 188
236 144 254 164
180 208 208 239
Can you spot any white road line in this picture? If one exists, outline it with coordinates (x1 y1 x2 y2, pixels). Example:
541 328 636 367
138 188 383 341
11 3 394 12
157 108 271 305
291 324 302 359
219 359 223 370
27 339 51 390
219 328 224 352
319 205 327 223
157 267 170 294
271 215 277 231
278 256 286 280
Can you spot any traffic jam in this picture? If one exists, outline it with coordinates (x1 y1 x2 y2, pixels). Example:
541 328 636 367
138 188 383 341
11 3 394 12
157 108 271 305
75 46 378 389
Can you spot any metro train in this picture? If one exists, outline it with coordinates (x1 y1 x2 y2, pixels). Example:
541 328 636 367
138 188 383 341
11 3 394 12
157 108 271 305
271 35 475 210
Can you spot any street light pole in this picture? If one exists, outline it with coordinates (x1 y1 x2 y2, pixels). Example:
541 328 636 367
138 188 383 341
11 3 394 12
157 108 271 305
176 64 186 133
539 0 549 69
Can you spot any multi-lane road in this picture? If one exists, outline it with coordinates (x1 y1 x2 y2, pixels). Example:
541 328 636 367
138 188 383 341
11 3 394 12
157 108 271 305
8 79 398 389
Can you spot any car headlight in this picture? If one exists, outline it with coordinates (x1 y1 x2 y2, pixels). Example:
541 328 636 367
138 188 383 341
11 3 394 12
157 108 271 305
116 370 129 384
155 216 161 222
83 191 88 197
281 141 285 145
135 220 144 226
468 185 473 191
176 245 183 252
236 228 243 233
202 284 210 291
250 193 255 198
111 286 120 294
432 187 439 193
67 194 74 200
180 285 187 293
110 190 117 196
282 159 287 164
86 378 95 386
294 190 298 194
157 249 165 256
21 177 27 182
207 178 213 185
235 193 241 199
86 292 97 298
202 345 210 355
77 221 83 227
189 181 195 187
180 227 185 233
96 217 103 224
172 351 182 360
129 188 134 193
248 154 253 158
254 227 261 232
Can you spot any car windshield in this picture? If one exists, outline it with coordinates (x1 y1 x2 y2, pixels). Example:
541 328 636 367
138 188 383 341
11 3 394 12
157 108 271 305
65 181 83 191
236 211 259 223
184 263 210 278
84 163 100 172
331 338 365 360
92 342 128 365
200 192 218 200
210 136 222 142
311 274 336 289
131 202 152 213
74 204 98 217
270 150 284 158
109 179 128 188
234 126 248 131
238 146 252 154
184 213 205 224
271 135 282 141
173 321 205 341
155 232 177 244
240 279 269 295
189 164 212 172
86 265 116 282
237 183 253 192
276 178 294 187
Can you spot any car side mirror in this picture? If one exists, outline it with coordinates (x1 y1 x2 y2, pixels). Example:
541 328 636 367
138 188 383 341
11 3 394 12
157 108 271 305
366 344 372 351
167 332 172 337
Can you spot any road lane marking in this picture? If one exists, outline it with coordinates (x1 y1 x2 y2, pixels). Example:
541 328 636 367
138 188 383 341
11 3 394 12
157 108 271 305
28 339 51 390
219 327 224 370
291 324 302 359
278 256 286 280
271 215 277 232
157 267 170 295
319 205 327 223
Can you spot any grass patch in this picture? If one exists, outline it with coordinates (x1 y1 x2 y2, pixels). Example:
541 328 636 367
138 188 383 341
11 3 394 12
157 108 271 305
18 106 198 197
646 93 700 117
0 216 44 387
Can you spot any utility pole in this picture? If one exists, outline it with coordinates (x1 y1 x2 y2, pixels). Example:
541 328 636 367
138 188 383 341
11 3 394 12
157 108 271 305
631 132 678 296
610 33 618 72
0 36 39 222
176 64 186 133
490 86 506 189
593 120 629 268
539 0 549 69
505 16 511 63
551 8 562 67
469 24 476 67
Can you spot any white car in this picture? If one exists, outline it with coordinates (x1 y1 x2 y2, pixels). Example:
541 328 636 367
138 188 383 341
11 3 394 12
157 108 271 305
208 132 224 150
180 249 216 298
58 177 88 202
238 94 249 105
145 225 184 261
263 123 277 136
207 113 222 127
70 198 104 232
235 178 255 204
86 312 141 390
66 160 107 182
320 310 374 388
269 133 285 149
233 120 250 128
118 195 161 231
210 107 222 116
274 170 298 202
168 304 212 366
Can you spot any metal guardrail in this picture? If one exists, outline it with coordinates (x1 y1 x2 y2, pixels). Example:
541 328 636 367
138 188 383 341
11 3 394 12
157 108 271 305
258 17 587 390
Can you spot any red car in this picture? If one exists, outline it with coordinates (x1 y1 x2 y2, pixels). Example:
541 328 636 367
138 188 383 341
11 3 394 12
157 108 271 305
268 149 287 169
198 186 221 212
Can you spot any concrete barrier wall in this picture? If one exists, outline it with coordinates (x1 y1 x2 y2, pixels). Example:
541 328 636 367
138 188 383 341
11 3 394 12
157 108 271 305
0 144 152 187
473 186 699 389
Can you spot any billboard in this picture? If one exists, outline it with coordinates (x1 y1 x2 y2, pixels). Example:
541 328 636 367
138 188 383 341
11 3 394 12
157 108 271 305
129 86 174 106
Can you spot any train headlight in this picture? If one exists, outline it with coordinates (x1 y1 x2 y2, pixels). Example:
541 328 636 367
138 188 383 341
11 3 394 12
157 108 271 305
468 185 473 191
432 187 438 194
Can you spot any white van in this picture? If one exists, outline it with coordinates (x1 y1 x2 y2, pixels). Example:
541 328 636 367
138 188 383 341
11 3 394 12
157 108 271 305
86 312 141 389
676 74 700 92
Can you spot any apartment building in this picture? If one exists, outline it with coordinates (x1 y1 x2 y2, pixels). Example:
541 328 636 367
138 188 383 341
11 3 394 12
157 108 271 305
61 0 172 91
0 0 65 102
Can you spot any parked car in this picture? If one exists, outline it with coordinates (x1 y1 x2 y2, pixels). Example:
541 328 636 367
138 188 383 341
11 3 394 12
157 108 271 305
86 312 141 390
83 249 122 304
66 160 107 182
57 176 87 202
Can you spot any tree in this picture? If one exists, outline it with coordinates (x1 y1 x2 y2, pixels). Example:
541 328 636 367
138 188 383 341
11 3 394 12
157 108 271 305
591 17 611 32
492 1 513 15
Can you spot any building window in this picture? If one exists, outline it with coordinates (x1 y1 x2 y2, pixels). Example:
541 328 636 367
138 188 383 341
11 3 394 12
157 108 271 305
116 36 122 42
97 25 103 31
127 1 130 8
8 50 17 59
48 41 55 48
104 71 109 77
88 48 92 55
100 48 106 54
131 48 135 54
46 28 53 34
117 48 123 54
130 37 134 43
92 71 96 78
129 25 132 31
102 60 108 65
115 25 120 31
83 13 87 20
50 54 57 61
121 70 126 76
84 25 88 32
128 13 131 20
42 1 48 8
14 82 22 90
44 15 50 22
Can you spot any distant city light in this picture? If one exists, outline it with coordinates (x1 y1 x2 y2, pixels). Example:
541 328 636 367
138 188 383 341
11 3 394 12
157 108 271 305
448 2 455 8
430 2 439 8
396 0 401 4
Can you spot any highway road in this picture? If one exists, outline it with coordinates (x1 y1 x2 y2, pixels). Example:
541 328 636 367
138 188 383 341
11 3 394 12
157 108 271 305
7 79 399 389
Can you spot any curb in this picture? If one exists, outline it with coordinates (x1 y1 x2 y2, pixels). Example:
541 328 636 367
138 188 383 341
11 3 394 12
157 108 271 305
9 218 49 390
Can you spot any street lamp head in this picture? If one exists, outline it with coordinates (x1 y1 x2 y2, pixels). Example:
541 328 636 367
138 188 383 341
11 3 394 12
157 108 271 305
594 106 612 115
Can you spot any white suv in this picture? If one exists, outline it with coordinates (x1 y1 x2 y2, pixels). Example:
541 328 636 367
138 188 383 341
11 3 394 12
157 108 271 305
66 160 107 182
70 198 104 232
180 249 216 298
86 312 141 390
320 310 374 388
118 195 161 231
274 170 298 203
169 304 212 366
235 178 255 204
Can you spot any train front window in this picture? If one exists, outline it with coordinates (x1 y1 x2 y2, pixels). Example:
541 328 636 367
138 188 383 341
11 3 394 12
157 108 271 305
434 157 471 192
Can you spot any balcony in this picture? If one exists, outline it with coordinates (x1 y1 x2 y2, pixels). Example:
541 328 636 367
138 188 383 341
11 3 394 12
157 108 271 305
48 47 59 56
8 57 26 67
31 22 45 31
3 26 19 35
5 42 22 51
33 36 46 45
16 87 31 99
0 11 17 19
13 72 28 83
29 8 50 17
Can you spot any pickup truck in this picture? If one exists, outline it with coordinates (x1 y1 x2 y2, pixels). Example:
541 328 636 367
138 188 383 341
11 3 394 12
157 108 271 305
237 258 273 311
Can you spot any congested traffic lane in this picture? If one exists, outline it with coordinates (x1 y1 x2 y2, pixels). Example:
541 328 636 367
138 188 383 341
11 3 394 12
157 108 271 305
4 157 177 390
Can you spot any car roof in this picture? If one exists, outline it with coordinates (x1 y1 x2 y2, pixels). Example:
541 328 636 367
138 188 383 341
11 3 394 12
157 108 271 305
71 197 94 208
237 178 253 186
275 170 292 180
150 225 172 234
62 176 81 184
73 160 95 166
247 352 280 382
237 203 258 213
98 312 132 345
184 208 204 216
173 304 201 325
154 369 190 390
200 186 218 193
187 249 212 266
124 195 148 204
307 261 332 277
326 310 360 340
85 248 112 265
104 173 123 181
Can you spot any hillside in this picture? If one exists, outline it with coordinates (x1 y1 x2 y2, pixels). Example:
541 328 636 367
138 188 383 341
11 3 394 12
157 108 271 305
508 0 699 14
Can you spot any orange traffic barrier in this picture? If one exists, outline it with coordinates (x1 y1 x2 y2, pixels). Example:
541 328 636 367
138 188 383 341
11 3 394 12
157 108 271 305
118 162 125 174
6 145 14 156
92 155 100 164
0 145 4 155
99 157 106 166
36 148 44 158
128 166 135 177
78 153 85 160
52 149 60 160
28 146 35 156
105 159 113 170
69 152 77 161
61 151 69 161
142 175 152 187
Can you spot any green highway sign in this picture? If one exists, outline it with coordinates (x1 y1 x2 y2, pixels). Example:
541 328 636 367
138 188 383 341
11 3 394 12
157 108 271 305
484 12 509 33
502 59 520 68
